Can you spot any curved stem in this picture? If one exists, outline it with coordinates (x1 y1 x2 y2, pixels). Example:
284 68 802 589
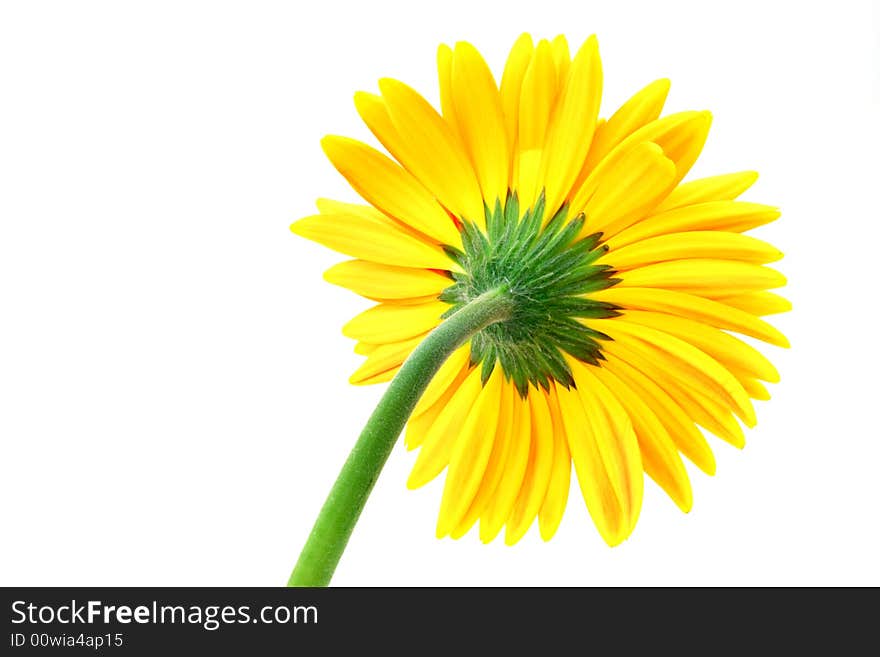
288 287 513 586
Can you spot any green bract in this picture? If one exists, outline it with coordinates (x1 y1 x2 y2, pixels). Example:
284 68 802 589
440 192 621 395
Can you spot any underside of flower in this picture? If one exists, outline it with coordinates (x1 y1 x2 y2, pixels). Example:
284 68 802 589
440 192 620 394
290 33 790 556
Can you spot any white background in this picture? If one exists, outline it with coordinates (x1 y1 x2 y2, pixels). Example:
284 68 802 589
1 0 878 586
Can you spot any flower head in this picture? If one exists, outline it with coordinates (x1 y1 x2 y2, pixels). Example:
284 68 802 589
291 34 789 547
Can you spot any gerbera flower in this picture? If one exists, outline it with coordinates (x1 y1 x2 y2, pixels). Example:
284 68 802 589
289 33 788 582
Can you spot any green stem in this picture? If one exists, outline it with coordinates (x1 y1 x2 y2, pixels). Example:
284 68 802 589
287 287 513 586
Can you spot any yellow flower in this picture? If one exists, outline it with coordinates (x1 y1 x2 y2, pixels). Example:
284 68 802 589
291 34 789 548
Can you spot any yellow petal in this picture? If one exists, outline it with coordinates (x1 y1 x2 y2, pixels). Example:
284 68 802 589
539 35 603 215
437 367 504 537
353 91 408 164
316 198 452 252
516 40 557 207
736 374 771 401
505 388 555 545
499 33 534 162
407 366 483 489
622 347 747 448
410 345 472 419
405 367 466 450
616 259 787 297
570 360 644 534
604 231 783 270
379 78 485 225
451 41 509 206
539 385 571 541
608 201 781 250
291 212 453 270
604 340 746 449
349 333 425 385
557 382 628 546
604 353 716 475
436 44 460 139
518 40 556 152
591 365 693 512
551 34 571 86
407 355 473 450
480 392 531 543
655 171 759 213
368 294 441 306
589 318 756 427
321 136 462 247
353 341 377 356
580 78 670 177
580 141 677 237
324 260 450 300
591 287 790 347
516 149 544 212
342 300 447 343
351 367 399 385
658 111 712 185
619 310 781 383
673 381 747 448
451 383 514 539
571 111 710 212
717 291 792 316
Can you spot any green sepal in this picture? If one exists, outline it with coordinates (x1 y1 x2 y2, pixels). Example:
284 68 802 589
441 190 620 392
